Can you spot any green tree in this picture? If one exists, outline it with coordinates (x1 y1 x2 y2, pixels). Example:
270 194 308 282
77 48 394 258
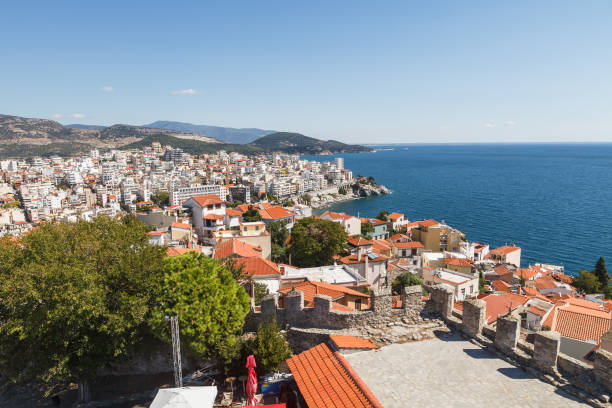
572 270 602 294
376 211 388 221
149 252 250 360
300 193 312 205
361 222 374 239
394 272 422 287
251 320 292 374
0 216 165 399
479 271 487 294
594 257 609 288
267 220 290 263
2 200 20 209
225 257 246 280
338 187 347 195
282 199 295 207
242 205 263 222
287 218 349 267
151 191 169 207
253 281 269 306
603 285 612 300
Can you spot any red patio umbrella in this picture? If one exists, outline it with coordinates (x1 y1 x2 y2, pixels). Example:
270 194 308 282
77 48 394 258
246 354 258 405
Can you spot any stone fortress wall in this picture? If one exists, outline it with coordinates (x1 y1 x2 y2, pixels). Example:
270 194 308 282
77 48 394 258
428 284 612 406
246 283 612 406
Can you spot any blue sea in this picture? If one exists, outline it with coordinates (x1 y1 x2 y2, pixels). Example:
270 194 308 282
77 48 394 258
303 144 612 276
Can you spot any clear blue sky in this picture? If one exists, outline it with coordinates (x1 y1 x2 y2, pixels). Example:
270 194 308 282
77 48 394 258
1 1 611 143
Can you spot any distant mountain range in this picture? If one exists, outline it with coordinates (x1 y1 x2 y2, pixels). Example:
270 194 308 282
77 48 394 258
144 121 275 144
0 114 372 158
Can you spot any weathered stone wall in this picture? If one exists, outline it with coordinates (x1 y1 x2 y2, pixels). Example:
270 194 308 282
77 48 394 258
494 316 520 353
461 299 485 337
533 331 561 375
246 286 435 332
593 349 612 393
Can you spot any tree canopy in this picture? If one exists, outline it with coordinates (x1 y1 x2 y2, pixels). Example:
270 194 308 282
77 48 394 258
572 270 601 294
267 220 290 263
0 216 166 390
594 257 609 288
151 190 169 207
242 205 262 222
360 222 374 239
149 252 250 360
287 217 348 267
376 211 388 221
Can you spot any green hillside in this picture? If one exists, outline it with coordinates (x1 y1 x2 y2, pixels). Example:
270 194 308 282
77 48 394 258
248 132 372 154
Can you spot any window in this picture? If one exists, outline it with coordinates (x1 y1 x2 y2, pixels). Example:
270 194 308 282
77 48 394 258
461 288 466 296
354 298 362 310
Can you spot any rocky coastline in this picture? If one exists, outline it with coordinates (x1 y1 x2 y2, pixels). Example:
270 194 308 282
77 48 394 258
306 178 391 209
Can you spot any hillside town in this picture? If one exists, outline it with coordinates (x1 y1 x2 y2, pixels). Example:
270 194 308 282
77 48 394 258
0 143 611 407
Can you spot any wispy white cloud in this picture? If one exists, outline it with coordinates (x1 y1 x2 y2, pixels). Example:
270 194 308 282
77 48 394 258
172 88 200 95
483 123 495 128
101 86 114 92
439 125 449 130
52 114 63 119
72 113 85 119
504 120 516 126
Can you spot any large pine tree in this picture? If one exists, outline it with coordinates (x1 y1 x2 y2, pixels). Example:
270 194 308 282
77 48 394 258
594 257 610 288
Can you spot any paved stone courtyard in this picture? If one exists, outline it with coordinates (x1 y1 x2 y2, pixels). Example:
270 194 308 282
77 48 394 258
345 332 589 408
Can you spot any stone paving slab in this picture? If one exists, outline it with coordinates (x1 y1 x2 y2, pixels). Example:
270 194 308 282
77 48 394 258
345 332 589 408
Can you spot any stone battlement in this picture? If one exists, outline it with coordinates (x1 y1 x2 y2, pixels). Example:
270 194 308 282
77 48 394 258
427 284 612 405
245 284 431 331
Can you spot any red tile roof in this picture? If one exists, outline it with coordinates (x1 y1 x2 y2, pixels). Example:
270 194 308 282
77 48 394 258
516 268 538 280
203 213 224 220
259 206 295 220
444 258 473 268
286 343 384 408
226 208 243 217
166 247 203 257
278 280 369 300
348 237 373 247
233 257 280 277
492 280 512 292
171 221 191 230
534 278 558 291
528 306 548 317
481 294 521 324
394 241 423 249
549 304 611 342
387 212 404 221
329 335 378 350
488 245 521 256
213 239 262 260
189 194 223 207
338 252 388 264
418 219 439 228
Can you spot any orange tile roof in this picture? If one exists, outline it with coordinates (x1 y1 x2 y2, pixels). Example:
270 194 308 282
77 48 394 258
166 247 203 257
226 208 243 217
213 239 262 260
522 286 540 297
203 213 224 220
259 206 295 220
372 240 390 252
189 194 224 207
516 268 538 280
338 252 388 264
394 241 423 249
493 265 513 277
528 306 548 317
488 245 521 255
387 212 404 221
278 281 369 308
171 221 191 230
499 292 529 306
286 343 383 408
389 233 410 242
348 237 373 247
492 280 512 292
534 278 558 291
418 219 439 228
233 257 280 277
481 294 521 324
329 335 378 350
550 305 611 342
444 258 473 268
